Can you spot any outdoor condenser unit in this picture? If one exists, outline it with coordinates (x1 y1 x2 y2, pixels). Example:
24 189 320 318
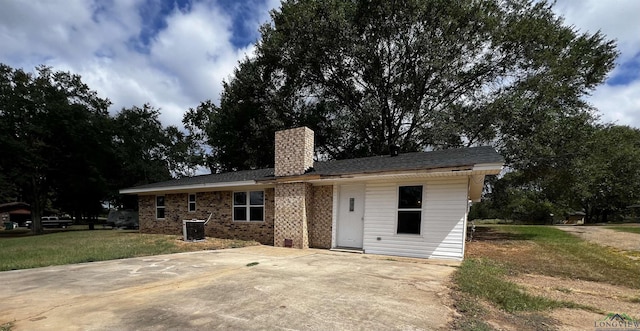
182 213 212 242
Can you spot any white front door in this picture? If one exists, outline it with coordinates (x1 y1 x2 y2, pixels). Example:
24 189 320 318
337 184 365 248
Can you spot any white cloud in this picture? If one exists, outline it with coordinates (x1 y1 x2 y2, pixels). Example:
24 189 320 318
0 0 636 129
553 0 640 128
589 80 640 127
149 2 248 103
0 0 277 128
553 0 640 63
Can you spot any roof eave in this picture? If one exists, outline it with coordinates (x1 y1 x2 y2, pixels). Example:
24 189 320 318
119 180 261 195
472 162 503 175
304 166 476 183
119 162 504 194
256 173 322 184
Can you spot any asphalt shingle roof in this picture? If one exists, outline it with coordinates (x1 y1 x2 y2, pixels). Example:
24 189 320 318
313 146 503 175
123 146 502 191
124 168 275 191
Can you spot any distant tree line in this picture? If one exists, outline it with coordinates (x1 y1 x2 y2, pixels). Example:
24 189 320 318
470 124 640 223
0 64 201 233
2 0 638 232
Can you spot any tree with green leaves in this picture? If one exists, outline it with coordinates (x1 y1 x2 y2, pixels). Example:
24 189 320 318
112 104 173 187
1 63 202 229
111 104 202 207
0 64 112 233
187 0 617 172
476 124 640 223
183 59 337 172
556 125 640 222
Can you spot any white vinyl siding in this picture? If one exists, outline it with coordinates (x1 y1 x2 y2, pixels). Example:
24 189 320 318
362 177 468 260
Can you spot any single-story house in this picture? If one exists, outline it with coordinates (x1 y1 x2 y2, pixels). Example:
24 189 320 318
120 127 503 260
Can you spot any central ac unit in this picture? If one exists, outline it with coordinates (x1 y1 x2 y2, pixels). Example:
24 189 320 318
183 220 205 241
182 213 212 242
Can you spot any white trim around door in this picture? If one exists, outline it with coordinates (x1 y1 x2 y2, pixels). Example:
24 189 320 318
336 184 365 249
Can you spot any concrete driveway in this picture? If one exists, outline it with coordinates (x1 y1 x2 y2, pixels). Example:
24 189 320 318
0 246 459 330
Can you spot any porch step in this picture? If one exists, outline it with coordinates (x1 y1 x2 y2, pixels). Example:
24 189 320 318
331 247 364 254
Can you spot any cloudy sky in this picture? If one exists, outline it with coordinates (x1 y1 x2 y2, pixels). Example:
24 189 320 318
0 0 638 129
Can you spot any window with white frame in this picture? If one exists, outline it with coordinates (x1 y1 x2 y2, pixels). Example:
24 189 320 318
156 195 165 219
397 185 422 234
188 193 196 212
233 191 264 221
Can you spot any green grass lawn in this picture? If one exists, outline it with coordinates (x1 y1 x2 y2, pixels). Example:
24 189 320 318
504 225 640 288
606 226 640 234
0 230 258 271
470 225 640 288
452 225 640 330
453 258 582 313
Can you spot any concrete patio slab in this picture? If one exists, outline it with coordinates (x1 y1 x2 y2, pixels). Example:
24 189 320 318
0 246 459 330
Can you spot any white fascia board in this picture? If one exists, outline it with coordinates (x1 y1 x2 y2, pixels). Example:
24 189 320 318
119 180 259 195
306 164 502 185
306 169 474 184
472 162 503 174
468 174 486 202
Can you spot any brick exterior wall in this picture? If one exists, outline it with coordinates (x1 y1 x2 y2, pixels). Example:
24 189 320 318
274 182 311 249
274 127 314 177
138 188 275 245
309 185 333 248
138 127 336 250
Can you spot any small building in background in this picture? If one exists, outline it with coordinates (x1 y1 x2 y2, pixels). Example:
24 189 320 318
0 202 31 227
566 211 585 225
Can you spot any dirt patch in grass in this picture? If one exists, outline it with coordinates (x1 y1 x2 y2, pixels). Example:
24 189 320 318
508 274 640 310
507 273 640 324
466 234 540 265
467 226 640 288
173 237 259 251
449 289 558 331
556 225 640 252
458 225 640 330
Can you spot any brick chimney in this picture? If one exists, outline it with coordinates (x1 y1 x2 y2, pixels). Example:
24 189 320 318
274 127 314 177
273 127 314 249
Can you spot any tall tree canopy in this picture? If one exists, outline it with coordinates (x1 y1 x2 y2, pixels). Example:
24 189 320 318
187 0 617 171
477 124 640 223
112 104 203 206
0 64 199 232
0 64 112 233
544 125 640 222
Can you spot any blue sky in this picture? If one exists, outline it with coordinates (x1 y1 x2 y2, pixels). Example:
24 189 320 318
0 0 638 129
